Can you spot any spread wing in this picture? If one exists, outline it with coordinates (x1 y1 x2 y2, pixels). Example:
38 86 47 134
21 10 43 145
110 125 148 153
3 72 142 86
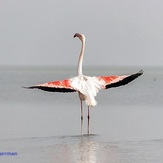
23 79 76 93
98 70 143 89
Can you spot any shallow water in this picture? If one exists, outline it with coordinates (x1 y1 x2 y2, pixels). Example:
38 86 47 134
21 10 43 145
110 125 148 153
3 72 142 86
0 66 163 162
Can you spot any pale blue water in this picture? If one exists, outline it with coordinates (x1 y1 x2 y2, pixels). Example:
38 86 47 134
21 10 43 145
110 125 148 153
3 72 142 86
0 66 163 163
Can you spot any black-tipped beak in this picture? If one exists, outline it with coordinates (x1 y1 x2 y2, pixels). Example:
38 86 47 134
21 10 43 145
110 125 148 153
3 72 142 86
74 33 81 38
74 33 77 38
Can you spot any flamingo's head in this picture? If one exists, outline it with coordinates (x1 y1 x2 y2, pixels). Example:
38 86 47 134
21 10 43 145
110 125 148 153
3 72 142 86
74 33 85 42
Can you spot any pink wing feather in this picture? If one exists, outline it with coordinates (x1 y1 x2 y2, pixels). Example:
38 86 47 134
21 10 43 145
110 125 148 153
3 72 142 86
24 79 76 93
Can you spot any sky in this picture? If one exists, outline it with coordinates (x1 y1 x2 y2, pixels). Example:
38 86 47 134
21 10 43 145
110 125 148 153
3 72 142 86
0 0 163 67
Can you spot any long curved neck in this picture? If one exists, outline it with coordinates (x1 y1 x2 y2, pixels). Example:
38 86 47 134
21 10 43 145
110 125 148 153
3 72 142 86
77 38 85 76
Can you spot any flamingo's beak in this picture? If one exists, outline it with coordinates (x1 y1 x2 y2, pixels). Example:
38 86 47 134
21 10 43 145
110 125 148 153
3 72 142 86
74 33 77 38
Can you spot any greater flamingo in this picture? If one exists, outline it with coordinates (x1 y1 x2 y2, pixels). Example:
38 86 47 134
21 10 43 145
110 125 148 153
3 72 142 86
24 33 143 134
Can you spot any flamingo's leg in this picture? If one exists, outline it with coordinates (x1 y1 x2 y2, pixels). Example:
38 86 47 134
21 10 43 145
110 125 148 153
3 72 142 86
80 100 83 120
80 100 83 135
87 106 90 134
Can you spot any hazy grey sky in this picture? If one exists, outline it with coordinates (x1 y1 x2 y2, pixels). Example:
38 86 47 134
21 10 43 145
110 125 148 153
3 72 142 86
0 0 163 67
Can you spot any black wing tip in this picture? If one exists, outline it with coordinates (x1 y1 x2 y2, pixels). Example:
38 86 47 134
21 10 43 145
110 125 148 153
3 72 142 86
129 69 143 78
22 86 35 89
22 86 28 89
138 70 144 75
132 69 143 78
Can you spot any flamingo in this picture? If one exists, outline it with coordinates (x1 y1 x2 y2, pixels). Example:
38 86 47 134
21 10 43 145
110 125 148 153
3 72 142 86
24 33 143 134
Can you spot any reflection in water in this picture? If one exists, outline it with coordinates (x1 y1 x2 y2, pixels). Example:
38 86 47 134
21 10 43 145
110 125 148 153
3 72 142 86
71 136 120 163
47 135 120 163
73 138 98 163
